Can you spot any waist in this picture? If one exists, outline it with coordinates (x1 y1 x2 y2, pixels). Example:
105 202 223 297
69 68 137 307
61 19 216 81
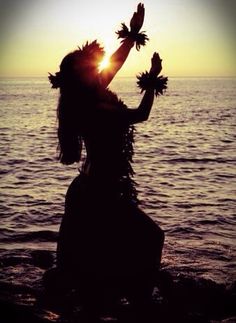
82 159 121 178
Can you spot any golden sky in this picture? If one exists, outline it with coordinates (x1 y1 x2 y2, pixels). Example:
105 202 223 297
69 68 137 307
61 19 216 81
0 0 235 77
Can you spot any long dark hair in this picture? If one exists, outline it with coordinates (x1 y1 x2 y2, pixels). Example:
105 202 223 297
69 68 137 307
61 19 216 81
49 41 105 165
57 92 83 165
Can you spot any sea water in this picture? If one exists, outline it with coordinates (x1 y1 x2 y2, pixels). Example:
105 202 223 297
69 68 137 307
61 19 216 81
0 77 235 287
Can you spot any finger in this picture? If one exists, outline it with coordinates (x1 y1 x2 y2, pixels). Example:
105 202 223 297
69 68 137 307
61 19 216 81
154 52 161 59
141 3 145 15
138 4 144 16
138 3 144 15
138 8 144 24
130 12 136 22
132 12 137 20
152 53 162 63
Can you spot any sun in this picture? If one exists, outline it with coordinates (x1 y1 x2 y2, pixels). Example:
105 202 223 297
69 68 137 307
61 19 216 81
99 55 110 71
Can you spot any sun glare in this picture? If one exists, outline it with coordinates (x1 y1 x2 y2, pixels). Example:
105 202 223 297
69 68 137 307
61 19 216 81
99 55 110 71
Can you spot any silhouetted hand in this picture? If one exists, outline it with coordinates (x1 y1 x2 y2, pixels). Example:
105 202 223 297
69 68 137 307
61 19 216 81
130 3 145 33
150 52 162 76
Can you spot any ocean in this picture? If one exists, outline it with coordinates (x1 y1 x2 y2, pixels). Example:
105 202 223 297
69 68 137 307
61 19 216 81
0 76 235 303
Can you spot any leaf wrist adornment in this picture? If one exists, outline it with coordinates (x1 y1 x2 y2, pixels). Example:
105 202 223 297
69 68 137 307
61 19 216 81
137 72 168 96
116 23 149 51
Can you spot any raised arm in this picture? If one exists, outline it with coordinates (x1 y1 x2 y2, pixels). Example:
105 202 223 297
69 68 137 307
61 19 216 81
99 3 145 88
99 39 135 88
96 52 167 124
127 52 164 124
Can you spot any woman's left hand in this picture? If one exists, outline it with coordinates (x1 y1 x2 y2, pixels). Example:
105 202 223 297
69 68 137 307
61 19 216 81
150 52 162 76
130 3 145 33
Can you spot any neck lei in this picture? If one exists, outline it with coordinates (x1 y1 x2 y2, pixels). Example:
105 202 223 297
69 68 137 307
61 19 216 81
103 88 139 205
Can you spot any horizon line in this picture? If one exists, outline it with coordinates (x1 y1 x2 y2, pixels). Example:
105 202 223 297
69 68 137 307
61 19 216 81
1 75 236 79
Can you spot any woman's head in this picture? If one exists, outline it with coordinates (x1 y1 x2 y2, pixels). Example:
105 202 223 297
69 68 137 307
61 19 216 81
49 40 105 89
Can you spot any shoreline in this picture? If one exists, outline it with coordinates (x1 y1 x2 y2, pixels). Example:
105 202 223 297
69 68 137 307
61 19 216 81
0 266 235 323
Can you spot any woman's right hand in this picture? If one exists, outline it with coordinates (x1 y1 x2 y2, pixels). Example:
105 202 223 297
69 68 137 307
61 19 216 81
130 3 145 33
150 52 162 76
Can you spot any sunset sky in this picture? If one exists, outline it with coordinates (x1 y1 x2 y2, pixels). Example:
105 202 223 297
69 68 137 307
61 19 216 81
0 0 235 77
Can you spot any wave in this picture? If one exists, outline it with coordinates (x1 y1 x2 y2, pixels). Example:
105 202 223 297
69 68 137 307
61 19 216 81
0 249 54 269
0 230 58 243
165 157 236 164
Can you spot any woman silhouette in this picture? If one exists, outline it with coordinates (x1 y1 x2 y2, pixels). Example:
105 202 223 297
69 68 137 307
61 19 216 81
48 2 166 315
